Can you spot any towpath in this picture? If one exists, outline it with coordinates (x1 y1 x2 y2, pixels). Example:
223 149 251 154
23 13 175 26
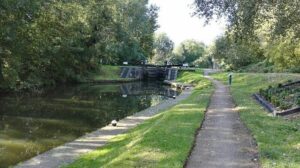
16 89 193 168
186 77 259 168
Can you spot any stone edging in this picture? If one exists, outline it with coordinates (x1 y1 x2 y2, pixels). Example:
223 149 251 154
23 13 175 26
15 88 194 168
281 80 300 87
253 93 300 116
253 93 275 113
85 78 140 84
163 80 193 89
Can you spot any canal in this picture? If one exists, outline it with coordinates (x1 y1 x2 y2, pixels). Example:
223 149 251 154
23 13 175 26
0 81 179 167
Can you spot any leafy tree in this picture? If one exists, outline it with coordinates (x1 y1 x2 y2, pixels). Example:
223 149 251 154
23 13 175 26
194 45 214 68
193 0 300 71
151 33 174 64
265 32 300 71
210 35 263 70
0 0 158 89
173 40 206 65
0 53 4 82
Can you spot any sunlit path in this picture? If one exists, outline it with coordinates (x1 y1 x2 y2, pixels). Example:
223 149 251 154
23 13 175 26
186 77 259 168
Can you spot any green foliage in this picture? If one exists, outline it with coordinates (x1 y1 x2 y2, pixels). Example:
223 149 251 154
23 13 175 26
151 34 209 67
265 32 300 71
259 81 300 110
152 37 210 67
237 60 275 73
0 0 158 90
194 0 300 39
193 0 300 71
193 45 214 68
151 33 174 64
65 72 213 168
172 39 206 66
84 65 134 82
176 71 206 86
210 36 264 70
212 73 300 167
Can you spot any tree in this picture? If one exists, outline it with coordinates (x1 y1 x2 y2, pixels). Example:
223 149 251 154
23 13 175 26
0 0 158 89
151 33 174 64
173 40 206 65
193 0 300 71
265 32 300 71
210 35 263 70
0 57 3 82
194 45 214 68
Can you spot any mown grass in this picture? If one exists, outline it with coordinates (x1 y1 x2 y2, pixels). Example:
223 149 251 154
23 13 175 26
177 69 205 86
65 71 213 168
212 73 300 168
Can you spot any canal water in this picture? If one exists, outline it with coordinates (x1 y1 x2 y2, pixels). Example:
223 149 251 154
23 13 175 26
0 82 179 167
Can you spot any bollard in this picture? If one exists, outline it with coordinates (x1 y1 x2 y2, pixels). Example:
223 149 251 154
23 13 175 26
228 73 232 85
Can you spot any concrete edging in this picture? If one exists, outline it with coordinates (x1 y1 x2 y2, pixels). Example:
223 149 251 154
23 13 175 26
253 93 300 116
15 88 194 168
253 93 275 113
163 80 193 89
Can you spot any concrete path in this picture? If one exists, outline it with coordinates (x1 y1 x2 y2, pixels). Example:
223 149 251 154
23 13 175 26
15 89 193 168
186 78 259 168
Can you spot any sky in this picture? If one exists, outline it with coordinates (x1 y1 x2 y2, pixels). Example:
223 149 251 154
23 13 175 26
148 0 226 46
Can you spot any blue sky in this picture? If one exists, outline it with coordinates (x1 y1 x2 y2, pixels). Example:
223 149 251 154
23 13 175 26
149 0 226 46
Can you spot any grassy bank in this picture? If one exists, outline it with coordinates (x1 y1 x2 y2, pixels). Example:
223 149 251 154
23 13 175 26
237 61 300 73
212 73 300 168
83 65 136 83
65 71 213 168
0 66 130 93
176 69 204 85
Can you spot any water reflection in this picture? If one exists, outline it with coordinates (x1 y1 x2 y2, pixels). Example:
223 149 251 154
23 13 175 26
0 81 179 168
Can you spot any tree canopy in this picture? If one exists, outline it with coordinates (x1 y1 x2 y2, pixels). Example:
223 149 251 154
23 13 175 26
151 36 209 67
151 33 174 64
0 0 158 89
172 40 206 65
194 0 300 71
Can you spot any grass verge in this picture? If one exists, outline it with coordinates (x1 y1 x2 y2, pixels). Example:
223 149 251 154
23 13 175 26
212 73 300 168
65 71 213 168
84 65 136 82
176 69 205 86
